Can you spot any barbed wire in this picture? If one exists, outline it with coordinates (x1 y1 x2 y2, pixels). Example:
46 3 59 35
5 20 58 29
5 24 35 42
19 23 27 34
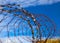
0 3 56 43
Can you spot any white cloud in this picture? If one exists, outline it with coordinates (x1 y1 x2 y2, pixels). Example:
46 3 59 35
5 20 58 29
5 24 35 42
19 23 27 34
0 36 60 43
0 36 32 43
0 0 60 7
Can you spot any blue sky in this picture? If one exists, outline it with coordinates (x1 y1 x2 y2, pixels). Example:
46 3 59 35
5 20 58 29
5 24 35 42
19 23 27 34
24 2 60 37
0 0 60 37
0 0 60 43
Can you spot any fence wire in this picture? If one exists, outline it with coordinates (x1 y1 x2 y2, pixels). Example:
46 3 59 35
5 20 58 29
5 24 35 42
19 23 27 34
0 3 56 43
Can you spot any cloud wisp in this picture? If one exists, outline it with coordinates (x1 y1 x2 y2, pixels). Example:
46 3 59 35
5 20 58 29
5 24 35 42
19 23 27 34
0 0 60 7
0 36 32 43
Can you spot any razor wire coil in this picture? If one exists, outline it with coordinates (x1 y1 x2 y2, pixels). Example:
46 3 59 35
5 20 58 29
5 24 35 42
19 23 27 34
0 3 56 43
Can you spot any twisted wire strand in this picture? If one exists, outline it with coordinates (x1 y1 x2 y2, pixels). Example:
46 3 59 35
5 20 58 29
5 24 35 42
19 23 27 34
15 14 34 42
13 20 23 43
0 3 56 43
34 14 56 43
